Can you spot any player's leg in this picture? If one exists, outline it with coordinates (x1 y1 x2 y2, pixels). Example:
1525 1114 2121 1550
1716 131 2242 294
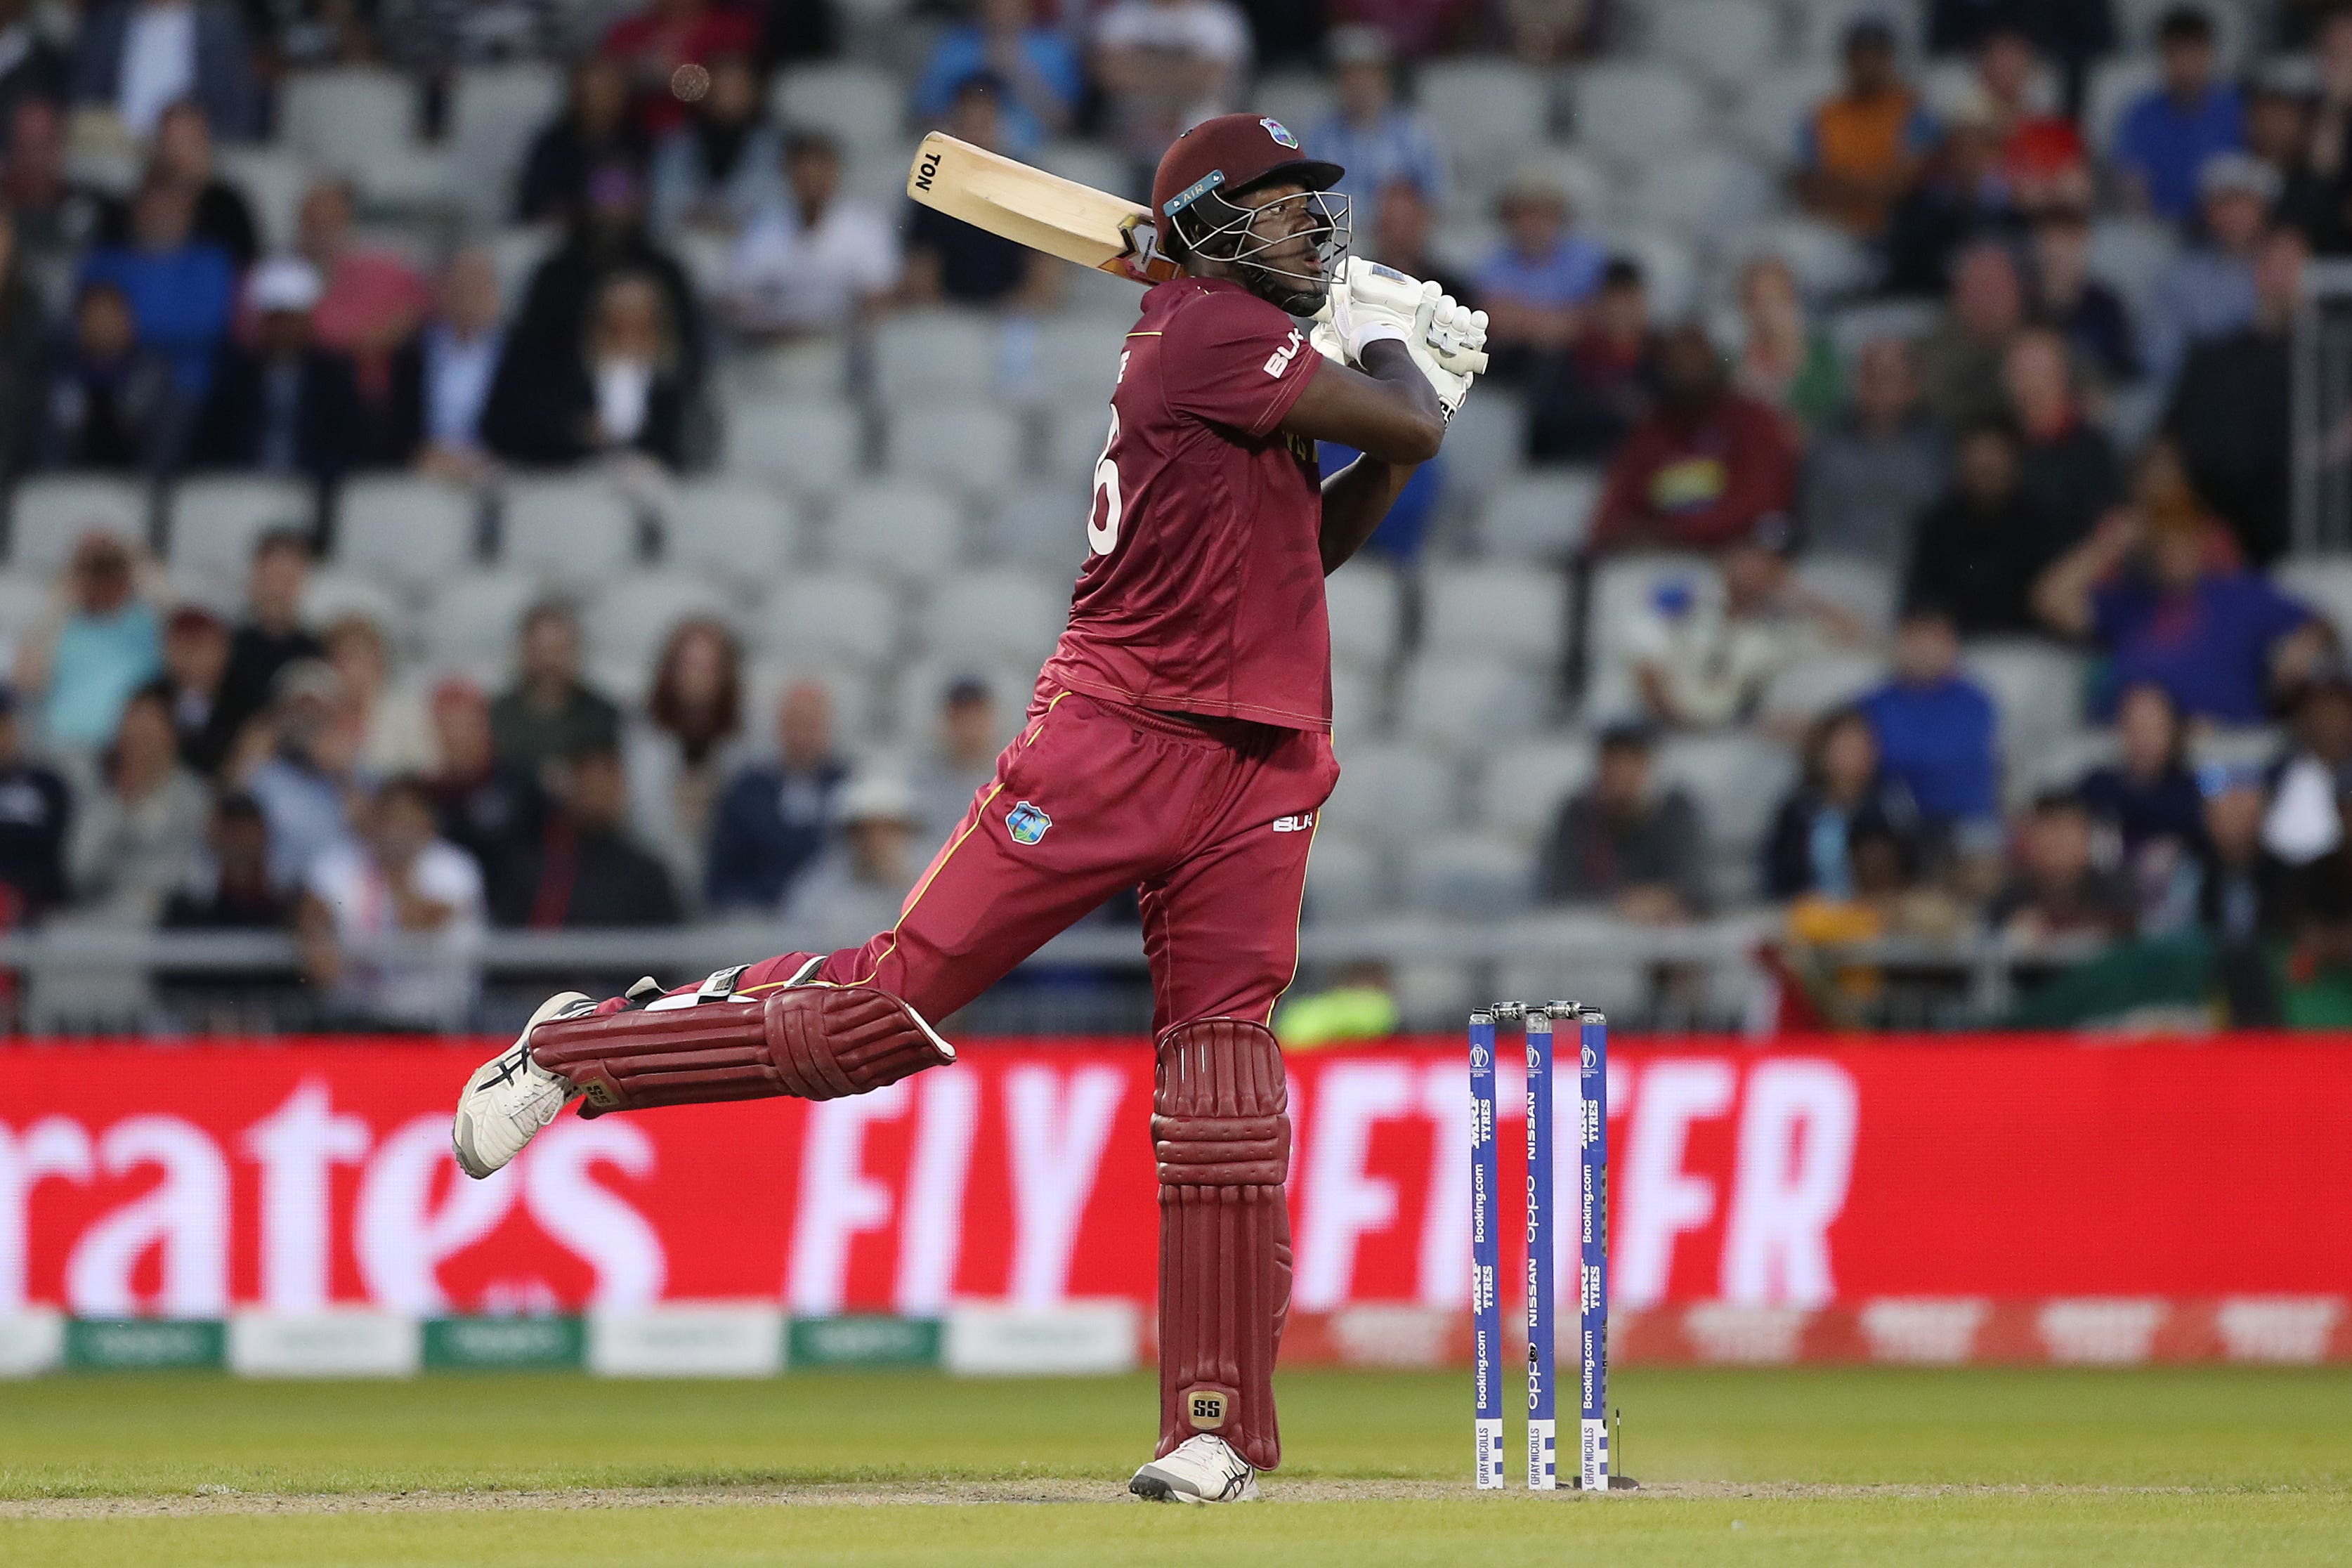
1131 726 1336 1498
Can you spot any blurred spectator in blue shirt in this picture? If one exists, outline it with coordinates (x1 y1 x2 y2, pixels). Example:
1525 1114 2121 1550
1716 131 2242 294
1309 25 1443 211
1477 164 1607 380
2034 442 2332 724
2077 679 2206 923
38 278 187 473
17 531 163 755
77 176 234 399
2141 152 2270 388
2110 6 2242 223
649 52 781 238
1857 606 1999 828
913 0 1080 158
236 658 359 891
707 679 850 912
381 247 506 476
71 0 259 142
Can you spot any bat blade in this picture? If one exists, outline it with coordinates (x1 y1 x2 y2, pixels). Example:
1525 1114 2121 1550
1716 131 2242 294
907 132 1179 284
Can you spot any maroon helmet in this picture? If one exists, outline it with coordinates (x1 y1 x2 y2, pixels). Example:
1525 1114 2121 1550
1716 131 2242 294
1150 113 1349 313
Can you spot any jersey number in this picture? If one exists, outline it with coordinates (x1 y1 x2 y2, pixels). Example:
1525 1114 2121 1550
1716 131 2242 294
1087 407 1125 557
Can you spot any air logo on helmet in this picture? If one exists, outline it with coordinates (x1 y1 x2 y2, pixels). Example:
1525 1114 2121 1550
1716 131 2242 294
1260 118 1299 149
1006 800 1052 845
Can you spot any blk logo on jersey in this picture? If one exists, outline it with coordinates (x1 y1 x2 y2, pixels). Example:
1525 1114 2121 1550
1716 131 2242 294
1006 800 1052 844
1263 328 1304 379
1271 812 1315 833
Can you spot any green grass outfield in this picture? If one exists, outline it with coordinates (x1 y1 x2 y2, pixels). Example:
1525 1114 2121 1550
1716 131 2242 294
1 1366 2346 1564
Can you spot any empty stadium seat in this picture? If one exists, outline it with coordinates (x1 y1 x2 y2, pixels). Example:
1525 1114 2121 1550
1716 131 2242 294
2086 216 2179 314
1302 828 1390 923
1422 563 1571 667
660 481 800 582
1566 64 1708 169
1655 731 1799 862
882 400 1026 497
889 655 1037 738
2028 726 2122 795
1402 830 1534 917
874 310 1003 402
1645 0 1784 88
1624 148 1773 235
279 66 422 179
981 482 1091 566
1963 639 2091 799
1760 650 1888 723
166 478 313 579
211 144 308 249
1332 662 1387 737
1035 141 1138 202
2275 558 2352 643
725 399 863 493
1723 216 1872 298
449 64 562 224
301 570 410 646
1730 63 1841 169
828 480 965 580
745 657 891 743
1045 397 1116 483
0 573 51 639
1026 316 1131 405
7 476 148 573
1794 554 1900 634
1324 741 1457 844
726 335 851 400
1438 387 1529 503
747 570 901 668
1586 552 1720 717
1396 655 1545 748
1325 561 1403 672
1418 60 1553 176
424 570 544 662
773 63 904 158
1588 224 1700 318
1479 472 1600 559
334 476 478 586
2084 55 2163 155
925 567 1069 667
1826 297 1940 360
499 478 640 584
1253 72 1334 144
1477 734 1594 842
584 571 735 665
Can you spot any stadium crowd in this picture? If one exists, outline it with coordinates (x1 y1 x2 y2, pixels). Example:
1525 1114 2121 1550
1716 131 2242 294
4 0 2352 1031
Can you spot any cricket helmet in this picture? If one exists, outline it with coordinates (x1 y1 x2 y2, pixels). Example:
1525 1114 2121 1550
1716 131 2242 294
1151 113 1349 312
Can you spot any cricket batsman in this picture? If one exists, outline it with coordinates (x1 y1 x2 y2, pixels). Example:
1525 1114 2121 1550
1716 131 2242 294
451 114 1486 1503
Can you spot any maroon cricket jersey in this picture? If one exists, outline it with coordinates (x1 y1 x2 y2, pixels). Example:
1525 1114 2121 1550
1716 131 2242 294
1038 276 1331 731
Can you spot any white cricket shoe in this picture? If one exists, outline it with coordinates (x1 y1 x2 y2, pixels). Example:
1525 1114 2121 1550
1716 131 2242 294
451 991 598 1179
1128 1435 1260 1504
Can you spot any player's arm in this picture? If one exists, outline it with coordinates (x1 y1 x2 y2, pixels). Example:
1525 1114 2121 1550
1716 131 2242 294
1279 341 1444 468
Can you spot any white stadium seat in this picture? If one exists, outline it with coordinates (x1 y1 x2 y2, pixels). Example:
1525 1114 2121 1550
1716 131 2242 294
773 63 903 157
279 67 421 183
1421 564 1570 667
748 570 901 669
726 399 863 494
1624 148 1773 236
2274 558 2352 645
499 478 639 584
1324 562 1403 672
1438 387 1528 502
1964 638 2091 799
449 64 561 223
660 481 801 583
423 571 544 662
1794 555 1902 634
1396 655 1545 749
1325 741 1456 845
1655 731 1799 861
1302 828 1389 923
1567 64 1708 169
1645 0 1784 89
1724 216 1873 299
8 476 148 573
2087 216 2180 313
828 480 965 582
883 400 1026 498
925 567 1069 668
1416 59 1553 176
2084 55 2163 155
1045 397 1116 483
1589 224 1700 319
335 476 478 587
745 657 891 745
1402 830 1534 917
982 481 1092 567
1732 63 1841 171
1479 471 1599 559
1760 651 1889 724
166 478 312 579
1477 735 1594 842
1331 662 1387 737
584 571 735 665
1027 315 1131 404
873 310 1003 402
301 568 407 633
0 573 47 641
1254 72 1334 146
889 657 1038 740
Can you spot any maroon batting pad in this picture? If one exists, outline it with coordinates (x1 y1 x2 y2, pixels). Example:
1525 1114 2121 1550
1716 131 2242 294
1154 1017 1292 1471
530 986 954 1112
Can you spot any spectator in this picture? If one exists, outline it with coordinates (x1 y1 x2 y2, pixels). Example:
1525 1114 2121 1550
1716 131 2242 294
0 684 70 922
1092 0 1251 167
623 617 745 903
0 206 41 478
516 55 647 224
1623 523 1863 728
71 0 259 142
1799 335 1947 570
706 677 849 912
1274 960 1402 1048
372 2 590 77
781 771 923 947
1916 240 2025 429
2142 152 2273 388
758 0 842 70
908 675 1004 838
1362 176 1472 304
1857 605 2000 832
1764 707 1923 899
903 75 1062 311
3 100 112 315
233 658 360 889
648 52 779 237
602 0 759 140
488 270 691 469
1730 254 1841 433
37 278 186 473
138 98 256 268
2111 6 2244 224
2077 678 2204 927
422 677 545 896
381 246 505 476
1794 15 1935 240
16 531 162 754
2265 674 2352 873
0 0 67 153
1987 790 2136 939
489 601 622 775
159 790 292 932
1781 818 1967 1021
1307 25 1442 211
1535 722 1710 921
188 256 366 483
1926 1 2115 115
299 774 485 1029
2002 326 2120 551
495 741 681 927
2190 762 2283 944
296 181 432 431
77 176 235 398
158 602 233 774
2243 71 2334 247
323 614 432 776
67 680 207 922
2034 442 2330 724
2167 226 2302 565
502 161 705 411
2305 2 2352 234
211 527 324 754
2260 855 2352 1026
2025 207 2139 384
1475 164 1606 379
1588 323 1798 555
1527 255 1653 462
913 0 1083 158
1501 0 1607 65
724 129 899 340
1880 106 2023 296
1961 24 2089 213
1902 422 2050 636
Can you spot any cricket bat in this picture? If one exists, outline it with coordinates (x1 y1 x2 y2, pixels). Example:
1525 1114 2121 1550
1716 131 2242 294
908 132 1181 285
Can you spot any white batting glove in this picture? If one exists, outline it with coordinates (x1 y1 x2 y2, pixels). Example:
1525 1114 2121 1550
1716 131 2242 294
1315 256 1419 365
1315 259 1484 423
